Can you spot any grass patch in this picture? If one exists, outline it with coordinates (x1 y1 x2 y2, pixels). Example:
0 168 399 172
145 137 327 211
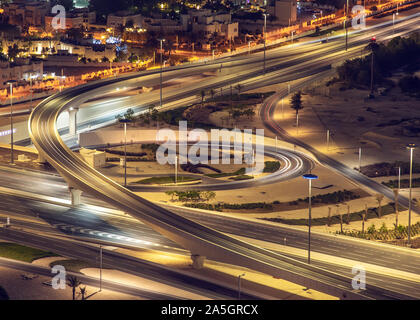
205 167 246 178
263 161 280 173
0 242 56 263
136 176 201 185
49 259 97 273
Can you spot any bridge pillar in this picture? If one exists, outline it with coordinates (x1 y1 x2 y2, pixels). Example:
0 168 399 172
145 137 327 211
36 153 47 164
69 187 82 206
68 107 79 136
191 254 206 269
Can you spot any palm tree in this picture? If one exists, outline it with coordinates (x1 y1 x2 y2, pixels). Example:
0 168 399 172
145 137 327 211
346 204 351 225
365 39 380 97
199 90 206 107
375 193 384 218
79 286 87 300
209 88 216 101
67 276 81 300
362 204 368 234
290 91 303 134
235 84 242 97
327 207 332 227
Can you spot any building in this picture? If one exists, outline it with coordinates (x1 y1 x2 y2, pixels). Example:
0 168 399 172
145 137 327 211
267 0 297 25
3 0 50 27
182 10 239 40
79 148 106 168
45 8 96 32
0 59 43 86
142 17 183 34
107 11 143 29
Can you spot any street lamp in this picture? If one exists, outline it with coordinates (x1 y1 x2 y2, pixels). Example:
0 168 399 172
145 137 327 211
99 245 103 292
159 39 166 110
174 155 178 185
407 143 416 245
6 80 17 165
263 13 268 75
248 41 252 55
392 13 396 35
119 118 131 187
238 273 245 300
303 173 318 264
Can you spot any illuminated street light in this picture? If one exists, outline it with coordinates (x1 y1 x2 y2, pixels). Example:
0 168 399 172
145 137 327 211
159 38 166 110
407 143 417 245
393 13 396 35
263 13 268 75
303 173 318 264
6 80 17 165
238 273 245 300
119 118 132 187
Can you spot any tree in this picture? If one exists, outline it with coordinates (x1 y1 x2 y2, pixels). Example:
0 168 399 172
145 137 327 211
327 207 332 227
198 90 206 107
7 44 21 61
67 276 81 300
124 108 135 121
336 205 343 233
235 84 242 97
362 204 368 234
203 191 216 202
209 88 216 101
165 191 176 201
290 91 303 134
79 286 87 300
375 193 384 218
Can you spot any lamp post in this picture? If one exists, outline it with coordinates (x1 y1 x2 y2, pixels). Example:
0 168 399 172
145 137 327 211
407 143 417 245
238 273 245 300
159 39 165 110
29 73 33 104
174 155 178 185
392 13 395 35
263 13 268 75
303 174 318 264
119 118 131 187
358 147 362 172
396 166 401 191
327 129 330 151
99 244 103 292
6 80 17 165
248 41 251 55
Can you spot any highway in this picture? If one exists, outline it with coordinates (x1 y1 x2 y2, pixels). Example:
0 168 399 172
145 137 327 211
21 11 420 300
0 179 419 298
